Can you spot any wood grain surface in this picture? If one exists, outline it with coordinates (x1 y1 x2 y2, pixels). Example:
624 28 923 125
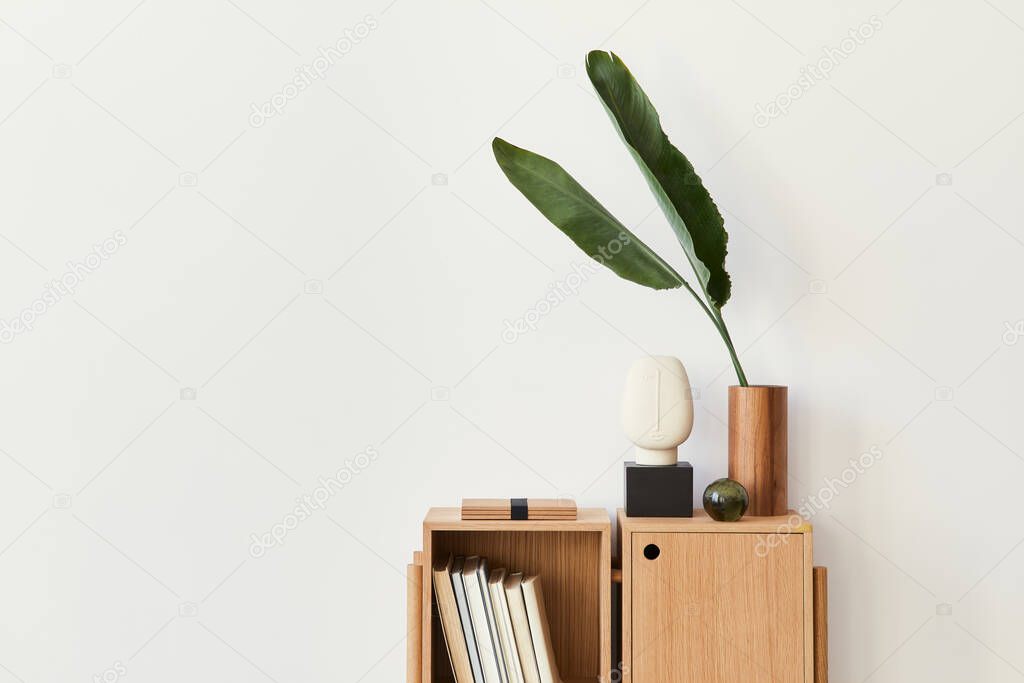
618 509 812 683
630 532 805 682
814 567 828 683
728 385 788 516
408 553 422 683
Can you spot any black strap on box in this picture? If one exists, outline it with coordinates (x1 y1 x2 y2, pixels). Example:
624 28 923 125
511 498 528 520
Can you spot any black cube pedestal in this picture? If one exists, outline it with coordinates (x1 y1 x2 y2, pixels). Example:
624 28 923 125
624 461 693 517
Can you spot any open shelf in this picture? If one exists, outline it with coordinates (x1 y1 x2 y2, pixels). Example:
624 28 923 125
420 508 611 683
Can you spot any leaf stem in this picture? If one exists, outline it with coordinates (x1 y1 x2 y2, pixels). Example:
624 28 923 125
712 307 748 387
680 282 748 387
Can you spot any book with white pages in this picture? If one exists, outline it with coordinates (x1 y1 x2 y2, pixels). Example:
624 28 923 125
488 567 524 683
432 554 475 683
451 557 485 683
462 556 505 683
504 572 541 683
521 575 564 683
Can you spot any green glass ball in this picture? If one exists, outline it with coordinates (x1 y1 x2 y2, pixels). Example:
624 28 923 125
703 478 749 522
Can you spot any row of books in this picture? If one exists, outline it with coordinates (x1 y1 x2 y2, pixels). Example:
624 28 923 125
433 554 563 683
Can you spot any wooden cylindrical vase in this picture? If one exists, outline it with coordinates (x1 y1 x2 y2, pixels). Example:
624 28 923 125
728 385 788 516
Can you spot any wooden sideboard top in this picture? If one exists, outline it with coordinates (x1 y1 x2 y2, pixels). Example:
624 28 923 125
618 508 811 533
425 507 611 531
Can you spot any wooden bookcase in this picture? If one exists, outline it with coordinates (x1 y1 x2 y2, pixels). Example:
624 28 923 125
412 508 612 683
618 508 814 683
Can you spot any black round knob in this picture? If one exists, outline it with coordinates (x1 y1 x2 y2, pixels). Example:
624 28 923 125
643 543 660 560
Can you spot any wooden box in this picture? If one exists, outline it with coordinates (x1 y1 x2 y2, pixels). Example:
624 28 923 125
416 507 611 683
618 509 813 683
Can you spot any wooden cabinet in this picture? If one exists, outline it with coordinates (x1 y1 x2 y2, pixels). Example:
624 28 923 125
619 509 813 683
415 508 611 683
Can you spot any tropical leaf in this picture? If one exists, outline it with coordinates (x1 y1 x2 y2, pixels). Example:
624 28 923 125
492 137 685 291
586 50 732 308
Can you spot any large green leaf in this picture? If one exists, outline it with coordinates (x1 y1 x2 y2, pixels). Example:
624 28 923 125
492 137 684 291
586 50 732 308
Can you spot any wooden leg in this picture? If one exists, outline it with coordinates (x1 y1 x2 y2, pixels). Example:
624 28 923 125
408 552 423 683
813 566 828 683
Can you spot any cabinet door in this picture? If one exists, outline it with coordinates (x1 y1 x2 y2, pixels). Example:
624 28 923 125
631 532 805 683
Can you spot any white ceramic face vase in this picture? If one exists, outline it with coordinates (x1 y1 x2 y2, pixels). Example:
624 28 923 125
621 356 694 465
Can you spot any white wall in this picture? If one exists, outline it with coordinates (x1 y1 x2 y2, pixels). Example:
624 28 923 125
1 0 1022 681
